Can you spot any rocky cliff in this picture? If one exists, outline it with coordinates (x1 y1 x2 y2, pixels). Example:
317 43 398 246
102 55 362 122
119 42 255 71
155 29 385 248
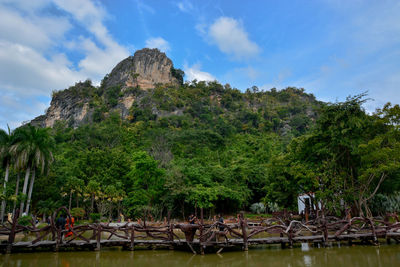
103 48 181 90
31 48 183 128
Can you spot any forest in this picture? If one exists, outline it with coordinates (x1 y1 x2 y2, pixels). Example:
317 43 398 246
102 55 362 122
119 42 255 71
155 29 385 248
1 81 400 222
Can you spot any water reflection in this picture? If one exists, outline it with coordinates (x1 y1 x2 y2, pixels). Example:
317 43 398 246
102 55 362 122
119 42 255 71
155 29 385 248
1 244 400 267
301 243 310 252
303 255 311 266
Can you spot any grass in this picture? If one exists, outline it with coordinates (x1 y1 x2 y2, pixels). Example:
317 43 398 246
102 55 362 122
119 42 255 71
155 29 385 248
244 213 273 219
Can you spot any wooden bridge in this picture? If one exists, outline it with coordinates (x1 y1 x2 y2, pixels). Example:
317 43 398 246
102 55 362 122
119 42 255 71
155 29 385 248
1 207 400 254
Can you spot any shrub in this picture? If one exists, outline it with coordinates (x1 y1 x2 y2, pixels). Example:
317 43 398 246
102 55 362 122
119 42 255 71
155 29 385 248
267 202 280 213
90 213 101 223
71 208 85 219
18 215 32 226
250 203 266 214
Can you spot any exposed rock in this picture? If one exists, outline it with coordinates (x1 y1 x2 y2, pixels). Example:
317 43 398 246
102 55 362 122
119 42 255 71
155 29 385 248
39 81 93 128
103 48 181 90
31 48 183 128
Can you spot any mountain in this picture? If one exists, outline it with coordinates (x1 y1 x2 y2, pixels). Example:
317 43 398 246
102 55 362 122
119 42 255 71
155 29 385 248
24 48 325 215
31 48 320 136
31 48 183 128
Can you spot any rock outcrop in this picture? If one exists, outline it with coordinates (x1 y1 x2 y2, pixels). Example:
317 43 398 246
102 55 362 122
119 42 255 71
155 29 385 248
103 48 180 90
31 80 95 128
31 48 183 128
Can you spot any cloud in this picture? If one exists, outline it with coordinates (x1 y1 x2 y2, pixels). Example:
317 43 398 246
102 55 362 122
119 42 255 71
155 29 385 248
176 1 193 13
0 7 71 51
53 0 130 79
0 41 84 96
184 64 215 82
0 0 130 130
136 0 155 15
145 37 171 52
208 17 260 60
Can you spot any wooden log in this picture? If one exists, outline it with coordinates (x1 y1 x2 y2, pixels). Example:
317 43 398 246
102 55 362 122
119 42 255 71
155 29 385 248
200 208 204 255
280 233 286 249
240 212 248 251
323 218 328 247
367 217 379 245
130 225 135 251
186 241 197 254
95 224 101 251
6 209 19 254
167 210 174 250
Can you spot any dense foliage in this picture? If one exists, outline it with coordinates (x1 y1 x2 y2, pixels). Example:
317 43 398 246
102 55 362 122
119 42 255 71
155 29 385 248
1 81 399 220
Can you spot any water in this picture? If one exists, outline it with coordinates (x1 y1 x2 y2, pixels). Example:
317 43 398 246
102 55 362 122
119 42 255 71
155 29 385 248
1 244 400 267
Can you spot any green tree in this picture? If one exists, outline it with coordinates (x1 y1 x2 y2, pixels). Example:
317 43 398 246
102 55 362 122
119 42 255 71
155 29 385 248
125 151 165 218
62 177 84 211
85 180 100 214
265 96 400 216
0 126 13 222
10 125 55 215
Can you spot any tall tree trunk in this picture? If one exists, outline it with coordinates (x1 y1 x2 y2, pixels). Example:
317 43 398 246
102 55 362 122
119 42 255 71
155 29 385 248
19 166 31 217
76 193 79 208
91 194 94 214
117 202 121 221
0 163 10 223
12 173 20 217
181 200 185 221
69 190 72 211
25 168 36 214
109 204 113 222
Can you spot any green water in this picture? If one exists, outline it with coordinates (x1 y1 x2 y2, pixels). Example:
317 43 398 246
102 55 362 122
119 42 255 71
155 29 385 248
1 244 400 267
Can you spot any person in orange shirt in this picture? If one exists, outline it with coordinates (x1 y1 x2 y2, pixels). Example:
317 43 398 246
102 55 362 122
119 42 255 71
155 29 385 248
65 216 75 238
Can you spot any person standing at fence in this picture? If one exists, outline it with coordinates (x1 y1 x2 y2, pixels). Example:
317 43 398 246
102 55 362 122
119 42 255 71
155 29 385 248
65 216 75 238
56 215 66 238
218 214 225 231
188 214 197 224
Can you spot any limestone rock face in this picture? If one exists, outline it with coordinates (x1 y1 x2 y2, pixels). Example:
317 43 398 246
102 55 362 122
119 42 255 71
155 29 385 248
30 48 182 128
31 81 93 128
103 48 180 90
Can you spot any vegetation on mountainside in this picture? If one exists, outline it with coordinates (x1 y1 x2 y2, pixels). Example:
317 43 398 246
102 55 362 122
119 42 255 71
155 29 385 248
1 81 400 221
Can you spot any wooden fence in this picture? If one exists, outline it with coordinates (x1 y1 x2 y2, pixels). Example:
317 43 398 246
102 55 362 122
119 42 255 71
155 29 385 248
1 207 400 254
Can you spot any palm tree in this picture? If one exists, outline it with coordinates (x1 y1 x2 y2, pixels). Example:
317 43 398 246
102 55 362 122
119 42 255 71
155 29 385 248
10 125 55 216
62 177 84 211
0 126 13 222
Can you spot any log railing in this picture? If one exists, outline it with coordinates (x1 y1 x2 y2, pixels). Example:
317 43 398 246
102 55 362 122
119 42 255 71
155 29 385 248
1 207 400 254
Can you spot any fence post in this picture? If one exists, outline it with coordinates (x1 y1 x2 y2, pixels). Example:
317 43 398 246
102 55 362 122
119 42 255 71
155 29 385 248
288 229 293 248
240 212 248 251
384 215 391 244
168 210 174 250
280 232 285 249
323 218 328 247
95 224 101 251
368 217 379 246
129 224 135 251
200 208 204 255
6 209 19 254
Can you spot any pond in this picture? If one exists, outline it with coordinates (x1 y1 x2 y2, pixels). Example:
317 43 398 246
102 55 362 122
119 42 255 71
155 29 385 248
1 244 400 267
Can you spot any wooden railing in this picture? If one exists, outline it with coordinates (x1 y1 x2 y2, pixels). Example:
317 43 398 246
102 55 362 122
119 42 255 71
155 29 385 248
1 208 400 254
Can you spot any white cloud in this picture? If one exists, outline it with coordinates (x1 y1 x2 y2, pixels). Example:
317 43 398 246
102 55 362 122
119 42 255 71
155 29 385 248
0 8 71 51
53 0 130 79
184 64 215 82
0 41 84 96
208 17 260 60
176 1 193 13
145 37 171 52
0 0 130 130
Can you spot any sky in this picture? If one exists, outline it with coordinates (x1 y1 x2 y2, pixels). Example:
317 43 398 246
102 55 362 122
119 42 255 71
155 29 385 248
0 0 399 130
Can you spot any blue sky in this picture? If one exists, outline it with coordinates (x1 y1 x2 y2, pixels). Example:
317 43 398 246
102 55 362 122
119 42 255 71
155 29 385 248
0 0 399 130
